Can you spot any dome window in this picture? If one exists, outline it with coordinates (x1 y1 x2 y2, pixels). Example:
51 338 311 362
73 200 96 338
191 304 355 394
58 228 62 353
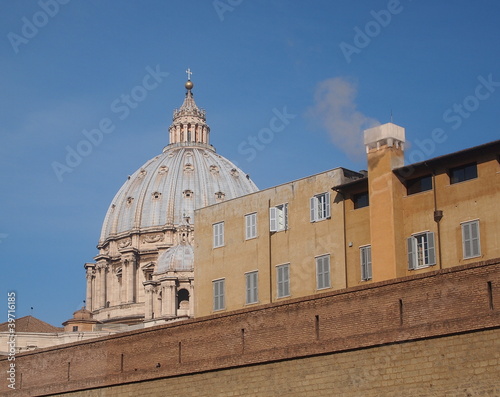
183 189 193 198
215 191 225 201
126 197 134 206
184 163 194 172
110 204 116 213
158 166 169 175
231 168 239 177
210 165 219 175
152 192 161 200
138 169 147 178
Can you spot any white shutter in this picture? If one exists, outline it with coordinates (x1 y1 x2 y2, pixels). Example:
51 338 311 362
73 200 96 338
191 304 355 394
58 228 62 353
325 192 331 218
366 246 372 279
463 222 471 258
471 221 480 257
270 207 277 232
407 237 416 270
426 232 436 266
283 204 288 230
310 197 316 222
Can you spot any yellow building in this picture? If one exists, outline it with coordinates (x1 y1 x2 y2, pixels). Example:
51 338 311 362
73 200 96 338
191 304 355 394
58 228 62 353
194 123 500 316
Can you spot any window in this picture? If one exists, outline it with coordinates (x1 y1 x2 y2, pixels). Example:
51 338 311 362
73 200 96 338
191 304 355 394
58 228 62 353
72 326 78 332
450 163 477 184
276 264 290 298
310 192 331 222
213 279 225 311
245 271 258 304
245 213 257 240
462 220 481 259
213 222 224 248
360 245 372 281
406 175 432 195
353 192 369 209
270 203 288 232
316 255 331 290
407 232 436 269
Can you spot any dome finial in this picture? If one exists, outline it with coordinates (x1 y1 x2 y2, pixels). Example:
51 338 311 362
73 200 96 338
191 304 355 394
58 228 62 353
185 68 193 90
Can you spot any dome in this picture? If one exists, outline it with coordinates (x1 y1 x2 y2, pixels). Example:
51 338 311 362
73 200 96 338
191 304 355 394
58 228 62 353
156 243 194 273
99 78 258 243
99 145 257 242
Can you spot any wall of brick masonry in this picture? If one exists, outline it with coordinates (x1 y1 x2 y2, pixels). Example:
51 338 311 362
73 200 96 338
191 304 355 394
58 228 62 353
56 328 500 397
1 259 499 396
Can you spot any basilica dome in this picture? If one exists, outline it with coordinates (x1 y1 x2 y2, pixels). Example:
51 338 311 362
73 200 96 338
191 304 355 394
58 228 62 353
86 75 258 326
99 79 258 243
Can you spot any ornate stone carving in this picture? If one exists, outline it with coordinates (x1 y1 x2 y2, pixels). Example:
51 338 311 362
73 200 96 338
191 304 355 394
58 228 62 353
143 234 164 243
118 238 132 248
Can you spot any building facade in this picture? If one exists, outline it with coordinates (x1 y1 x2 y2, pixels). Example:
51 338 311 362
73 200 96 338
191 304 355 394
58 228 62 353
84 78 258 326
194 123 500 316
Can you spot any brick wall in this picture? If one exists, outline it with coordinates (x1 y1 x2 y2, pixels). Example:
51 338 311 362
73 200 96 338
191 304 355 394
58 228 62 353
1 258 499 396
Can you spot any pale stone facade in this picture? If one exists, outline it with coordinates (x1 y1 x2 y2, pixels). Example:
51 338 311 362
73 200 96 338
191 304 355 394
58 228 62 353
85 79 258 326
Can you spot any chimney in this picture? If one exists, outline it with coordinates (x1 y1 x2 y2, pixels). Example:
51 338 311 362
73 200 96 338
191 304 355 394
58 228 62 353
365 123 406 281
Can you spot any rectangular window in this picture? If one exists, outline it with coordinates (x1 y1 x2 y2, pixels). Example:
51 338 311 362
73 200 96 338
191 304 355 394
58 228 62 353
462 220 481 259
316 255 331 290
360 245 372 281
407 232 436 270
406 175 432 195
245 271 258 304
353 192 369 209
276 264 290 298
310 192 331 222
245 213 257 240
72 326 78 332
270 203 288 232
450 163 477 184
213 222 224 248
213 279 225 311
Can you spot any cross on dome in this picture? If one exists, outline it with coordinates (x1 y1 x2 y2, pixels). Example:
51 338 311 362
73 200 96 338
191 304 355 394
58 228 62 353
186 68 192 81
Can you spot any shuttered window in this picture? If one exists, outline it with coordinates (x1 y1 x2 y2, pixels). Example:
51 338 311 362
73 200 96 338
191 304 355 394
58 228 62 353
270 203 288 232
213 222 224 248
360 246 372 281
407 232 436 269
310 192 331 222
462 220 481 259
213 279 225 311
245 271 258 304
277 264 290 298
316 255 331 290
245 213 257 240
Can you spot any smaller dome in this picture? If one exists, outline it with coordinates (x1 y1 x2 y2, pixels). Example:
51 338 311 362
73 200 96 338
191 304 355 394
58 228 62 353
73 307 93 320
156 243 194 274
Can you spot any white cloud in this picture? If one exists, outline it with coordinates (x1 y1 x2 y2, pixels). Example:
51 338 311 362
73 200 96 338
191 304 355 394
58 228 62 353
307 77 380 159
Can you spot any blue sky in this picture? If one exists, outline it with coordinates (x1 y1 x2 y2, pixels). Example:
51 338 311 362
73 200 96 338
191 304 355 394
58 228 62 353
1 0 499 326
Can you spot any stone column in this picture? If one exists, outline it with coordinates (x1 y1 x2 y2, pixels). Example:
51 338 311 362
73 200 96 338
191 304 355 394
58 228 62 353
189 279 194 317
144 284 153 320
161 285 168 317
97 261 107 309
84 264 95 311
121 260 128 304
128 257 136 303
170 282 177 317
